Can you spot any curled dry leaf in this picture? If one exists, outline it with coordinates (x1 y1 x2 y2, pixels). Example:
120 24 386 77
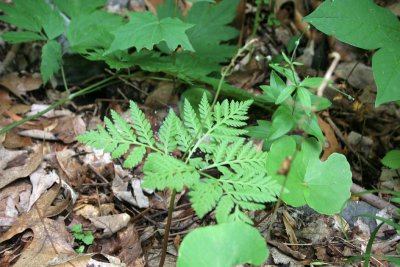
48 253 126 267
0 184 76 266
0 181 31 228
0 72 42 98
117 224 143 266
18 129 58 140
89 213 131 238
53 116 86 143
0 145 42 189
28 164 59 211
25 104 74 118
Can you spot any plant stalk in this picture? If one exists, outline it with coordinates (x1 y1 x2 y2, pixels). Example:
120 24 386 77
158 189 177 267
0 76 117 135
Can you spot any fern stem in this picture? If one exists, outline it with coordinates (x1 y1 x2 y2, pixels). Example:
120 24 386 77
60 65 70 95
159 189 176 267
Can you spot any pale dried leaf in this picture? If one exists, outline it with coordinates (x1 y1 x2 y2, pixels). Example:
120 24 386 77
0 145 42 189
89 213 130 237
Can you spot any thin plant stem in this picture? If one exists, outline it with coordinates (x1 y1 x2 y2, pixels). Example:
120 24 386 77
251 0 263 38
158 189 177 267
60 65 70 95
0 76 117 135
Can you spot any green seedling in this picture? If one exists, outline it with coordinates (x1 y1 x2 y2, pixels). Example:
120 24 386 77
70 224 94 253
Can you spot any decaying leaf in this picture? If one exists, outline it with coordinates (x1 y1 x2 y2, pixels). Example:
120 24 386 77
89 213 130 237
0 185 75 266
0 145 42 189
28 164 59 210
0 72 42 98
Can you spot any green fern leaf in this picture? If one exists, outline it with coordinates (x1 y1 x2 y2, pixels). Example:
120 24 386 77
124 146 147 168
203 139 266 173
157 110 179 154
129 101 155 147
143 153 200 191
215 195 235 223
175 116 192 151
199 94 212 130
220 172 279 204
110 110 135 141
112 143 130 158
189 179 222 218
183 98 202 136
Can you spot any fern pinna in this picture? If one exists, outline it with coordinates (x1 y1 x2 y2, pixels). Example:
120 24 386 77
77 95 280 223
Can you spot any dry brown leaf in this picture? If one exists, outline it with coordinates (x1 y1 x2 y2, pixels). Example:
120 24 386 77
0 72 42 98
3 131 32 149
13 218 75 267
89 213 131 238
0 184 75 266
18 129 58 140
28 164 59 210
0 181 31 228
56 149 84 186
0 184 62 243
53 116 86 144
318 115 341 160
117 225 143 266
49 253 126 267
0 145 42 189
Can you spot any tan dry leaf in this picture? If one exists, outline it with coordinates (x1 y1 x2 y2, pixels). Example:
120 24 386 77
89 213 131 238
13 218 75 267
3 130 32 149
0 184 62 243
0 181 31 228
53 116 86 144
0 145 42 189
0 72 42 98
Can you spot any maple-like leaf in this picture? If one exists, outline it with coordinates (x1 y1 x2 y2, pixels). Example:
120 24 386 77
107 11 194 53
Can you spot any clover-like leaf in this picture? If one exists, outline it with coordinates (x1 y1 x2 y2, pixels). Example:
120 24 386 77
177 222 268 267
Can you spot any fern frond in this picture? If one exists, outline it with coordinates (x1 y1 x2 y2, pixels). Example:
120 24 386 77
189 179 222 218
157 110 179 154
110 110 136 141
215 195 235 223
175 116 192 151
183 98 202 136
123 146 146 168
199 94 212 130
77 125 119 153
220 171 279 204
203 139 267 173
143 153 200 191
129 100 155 147
213 99 252 130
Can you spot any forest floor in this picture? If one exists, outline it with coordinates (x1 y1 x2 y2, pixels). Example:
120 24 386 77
0 0 399 266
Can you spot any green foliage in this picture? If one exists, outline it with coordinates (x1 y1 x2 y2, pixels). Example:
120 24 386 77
382 150 400 170
78 95 280 223
266 136 352 214
177 221 268 267
107 12 194 53
53 0 105 18
70 224 94 253
0 0 239 85
248 57 331 144
304 0 400 106
0 0 65 82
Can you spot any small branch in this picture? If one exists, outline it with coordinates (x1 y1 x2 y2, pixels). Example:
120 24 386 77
351 183 399 216
317 52 341 97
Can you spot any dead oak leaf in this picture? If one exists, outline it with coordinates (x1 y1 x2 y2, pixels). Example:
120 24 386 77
0 184 74 266
0 145 42 189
